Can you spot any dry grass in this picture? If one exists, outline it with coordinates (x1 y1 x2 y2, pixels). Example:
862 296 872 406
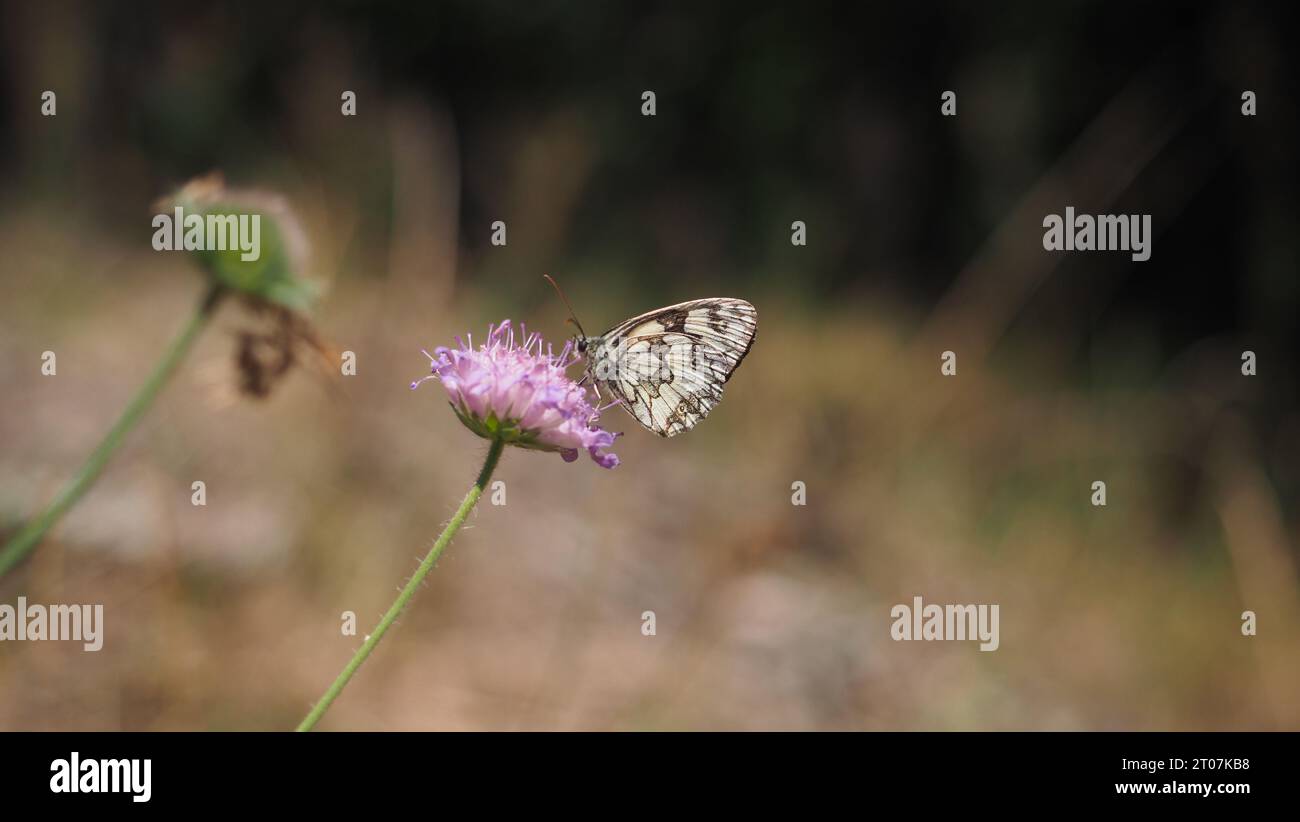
2 208 1295 729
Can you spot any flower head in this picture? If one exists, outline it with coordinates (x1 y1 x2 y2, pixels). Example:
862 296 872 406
413 320 620 468
158 172 317 311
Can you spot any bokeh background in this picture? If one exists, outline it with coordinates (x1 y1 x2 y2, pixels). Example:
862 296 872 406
1 1 1296 729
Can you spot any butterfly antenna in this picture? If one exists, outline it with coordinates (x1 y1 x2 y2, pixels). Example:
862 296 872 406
543 274 587 337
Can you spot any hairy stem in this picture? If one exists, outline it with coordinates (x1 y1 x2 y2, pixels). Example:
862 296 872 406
296 437 505 731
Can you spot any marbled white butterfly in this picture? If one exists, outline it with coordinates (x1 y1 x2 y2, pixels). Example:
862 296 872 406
546 276 757 437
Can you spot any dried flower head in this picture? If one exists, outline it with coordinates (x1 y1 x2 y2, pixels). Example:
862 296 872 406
413 320 620 468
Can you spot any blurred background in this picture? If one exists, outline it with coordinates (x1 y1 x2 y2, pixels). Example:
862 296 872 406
1 0 1296 730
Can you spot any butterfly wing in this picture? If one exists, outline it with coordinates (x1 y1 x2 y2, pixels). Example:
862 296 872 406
589 298 757 437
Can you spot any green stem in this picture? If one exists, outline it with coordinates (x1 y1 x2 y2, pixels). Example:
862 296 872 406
0 285 224 578
296 437 505 732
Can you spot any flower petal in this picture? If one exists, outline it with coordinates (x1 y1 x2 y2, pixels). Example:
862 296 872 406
413 319 619 468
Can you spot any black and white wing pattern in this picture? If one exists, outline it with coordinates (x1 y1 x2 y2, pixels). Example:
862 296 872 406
584 298 757 437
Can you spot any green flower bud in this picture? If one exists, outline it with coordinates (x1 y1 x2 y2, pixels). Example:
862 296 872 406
162 173 317 311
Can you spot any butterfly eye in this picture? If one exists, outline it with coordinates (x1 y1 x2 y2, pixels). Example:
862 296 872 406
577 338 588 354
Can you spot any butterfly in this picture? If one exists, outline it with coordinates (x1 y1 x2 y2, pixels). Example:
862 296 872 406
545 276 757 437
